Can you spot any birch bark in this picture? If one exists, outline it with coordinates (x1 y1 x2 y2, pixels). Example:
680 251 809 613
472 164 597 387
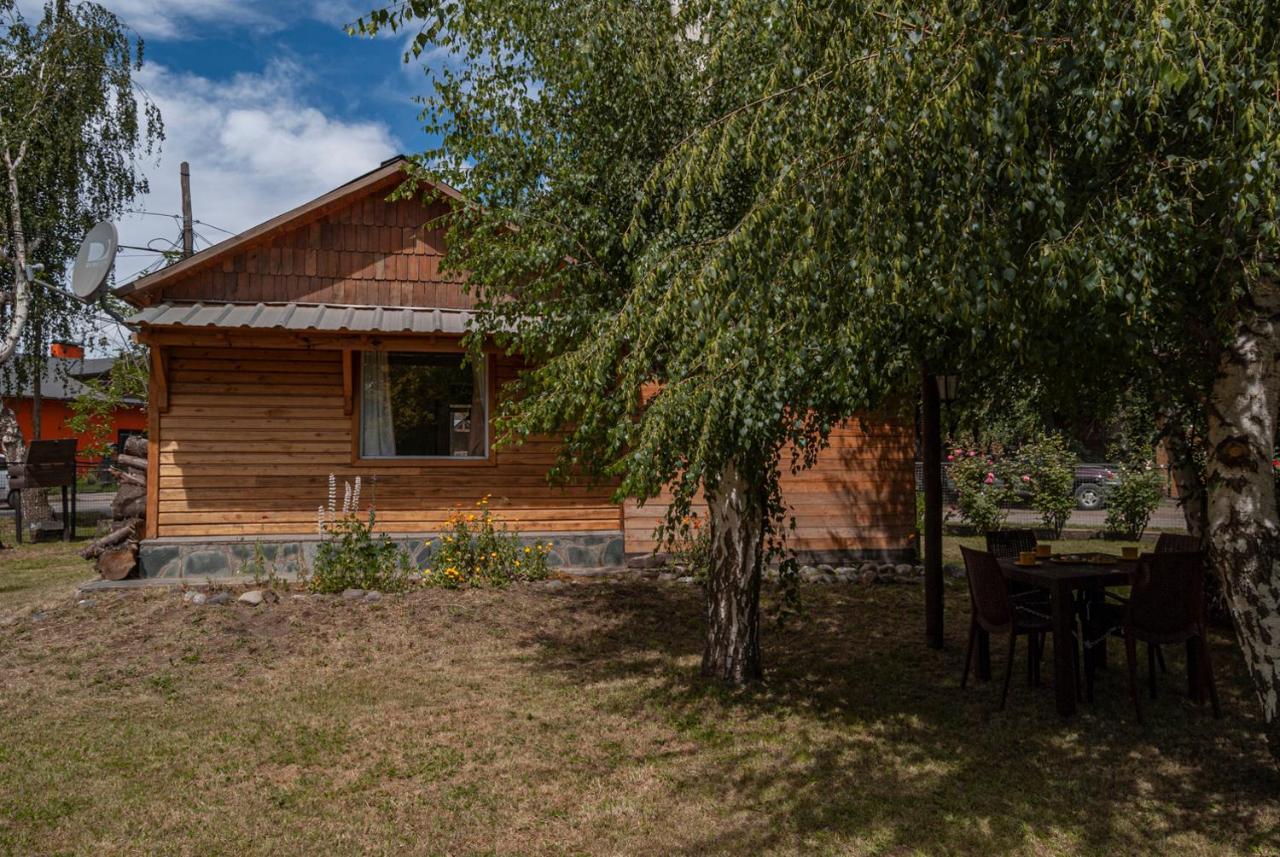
702 459 765 684
1205 276 1280 759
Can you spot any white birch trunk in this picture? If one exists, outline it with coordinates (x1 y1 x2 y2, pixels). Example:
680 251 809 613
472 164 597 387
702 459 765 684
2 146 52 530
1205 275 1280 759
1165 427 1208 540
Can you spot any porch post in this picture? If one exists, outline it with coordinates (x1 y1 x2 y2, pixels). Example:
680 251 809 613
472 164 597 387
922 369 944 649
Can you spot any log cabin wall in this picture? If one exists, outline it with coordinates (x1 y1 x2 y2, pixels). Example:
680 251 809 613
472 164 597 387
623 416 917 561
152 340 620 538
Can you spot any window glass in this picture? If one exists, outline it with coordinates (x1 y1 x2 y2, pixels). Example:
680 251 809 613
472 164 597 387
360 352 486 458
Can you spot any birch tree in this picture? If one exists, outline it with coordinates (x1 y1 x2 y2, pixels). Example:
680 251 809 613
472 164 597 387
641 0 1280 755
357 0 899 683
0 0 161 518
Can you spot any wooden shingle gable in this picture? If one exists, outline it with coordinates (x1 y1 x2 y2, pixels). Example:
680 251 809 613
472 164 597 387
118 158 473 310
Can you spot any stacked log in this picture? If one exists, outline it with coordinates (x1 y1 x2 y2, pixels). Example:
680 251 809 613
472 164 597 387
80 435 148 580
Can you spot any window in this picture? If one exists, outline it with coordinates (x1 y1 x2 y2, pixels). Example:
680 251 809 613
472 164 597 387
360 352 487 459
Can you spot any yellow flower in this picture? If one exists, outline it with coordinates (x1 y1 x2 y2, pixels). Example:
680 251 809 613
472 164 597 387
524 547 532 554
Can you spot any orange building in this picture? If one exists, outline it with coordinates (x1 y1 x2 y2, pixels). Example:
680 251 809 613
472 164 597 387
0 344 147 461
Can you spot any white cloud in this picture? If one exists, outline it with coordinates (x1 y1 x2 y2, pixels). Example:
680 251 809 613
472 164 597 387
18 0 375 39
112 59 401 283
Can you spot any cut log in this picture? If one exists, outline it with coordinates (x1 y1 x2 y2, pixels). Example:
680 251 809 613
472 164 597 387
112 483 146 519
109 466 146 487
98 545 137 581
80 522 136 559
123 435 149 458
115 453 149 474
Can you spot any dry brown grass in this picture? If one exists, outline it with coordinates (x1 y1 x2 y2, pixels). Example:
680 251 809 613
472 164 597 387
0 533 1277 855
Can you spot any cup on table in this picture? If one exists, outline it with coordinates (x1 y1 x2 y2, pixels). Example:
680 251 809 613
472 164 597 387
1035 544 1051 559
1018 550 1037 565
1122 546 1139 560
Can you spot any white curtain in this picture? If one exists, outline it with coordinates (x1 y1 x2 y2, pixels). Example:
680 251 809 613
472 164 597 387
361 351 396 456
468 358 487 457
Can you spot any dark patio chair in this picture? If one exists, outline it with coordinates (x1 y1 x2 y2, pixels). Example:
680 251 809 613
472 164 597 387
985 529 1038 560
986 529 1051 677
1155 532 1201 553
1123 551 1221 723
960 546 1076 709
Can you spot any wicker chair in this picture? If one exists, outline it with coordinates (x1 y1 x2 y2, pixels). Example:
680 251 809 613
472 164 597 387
986 529 1051 677
1155 532 1201 553
1123 551 1221 722
985 529 1038 560
960 546 1075 709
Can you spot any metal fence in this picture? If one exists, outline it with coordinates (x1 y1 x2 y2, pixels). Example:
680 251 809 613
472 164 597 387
915 460 1189 534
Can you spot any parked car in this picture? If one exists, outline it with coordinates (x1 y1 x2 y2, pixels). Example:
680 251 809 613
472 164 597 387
937 459 1122 511
0 454 15 510
1072 463 1120 511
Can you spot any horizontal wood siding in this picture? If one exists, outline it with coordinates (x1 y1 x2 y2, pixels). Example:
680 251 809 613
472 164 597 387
623 416 916 555
160 193 471 308
155 345 619 537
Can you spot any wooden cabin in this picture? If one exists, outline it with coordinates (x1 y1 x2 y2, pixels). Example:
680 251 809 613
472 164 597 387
118 157 916 577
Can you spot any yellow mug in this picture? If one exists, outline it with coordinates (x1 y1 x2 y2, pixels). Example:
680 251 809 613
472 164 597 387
1122 546 1139 560
1035 544 1051 559
1018 550 1037 565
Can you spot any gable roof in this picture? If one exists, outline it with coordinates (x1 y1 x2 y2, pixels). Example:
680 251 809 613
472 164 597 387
115 156 465 305
0 355 141 404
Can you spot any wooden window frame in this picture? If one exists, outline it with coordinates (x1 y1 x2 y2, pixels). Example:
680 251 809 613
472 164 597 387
349 347 498 468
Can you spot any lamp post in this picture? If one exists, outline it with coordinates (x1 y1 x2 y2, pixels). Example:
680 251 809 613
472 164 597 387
936 373 959 439
923 370 961 650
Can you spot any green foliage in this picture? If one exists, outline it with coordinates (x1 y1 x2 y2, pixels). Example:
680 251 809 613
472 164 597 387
66 345 148 459
665 512 711 581
0 0 163 370
354 0 899 561
1103 464 1166 540
425 497 552 588
1016 434 1076 539
308 476 413 594
236 543 286 592
948 451 1014 534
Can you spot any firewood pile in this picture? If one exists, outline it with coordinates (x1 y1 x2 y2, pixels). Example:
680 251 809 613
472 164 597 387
80 435 148 580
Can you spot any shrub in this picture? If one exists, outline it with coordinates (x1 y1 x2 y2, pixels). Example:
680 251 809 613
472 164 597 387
308 475 414 594
948 450 1015 533
425 497 552 588
1016 434 1076 539
664 512 711 581
1103 463 1166 539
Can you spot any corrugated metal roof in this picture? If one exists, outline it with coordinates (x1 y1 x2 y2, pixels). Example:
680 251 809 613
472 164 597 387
128 302 477 335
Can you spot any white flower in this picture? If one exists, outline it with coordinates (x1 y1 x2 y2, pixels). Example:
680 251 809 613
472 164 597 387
327 473 337 520
352 476 362 510
342 481 352 514
317 505 325 537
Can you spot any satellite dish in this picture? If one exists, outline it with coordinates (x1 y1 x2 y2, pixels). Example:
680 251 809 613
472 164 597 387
70 221 118 302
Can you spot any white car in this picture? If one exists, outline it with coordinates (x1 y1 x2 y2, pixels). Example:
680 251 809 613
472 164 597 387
0 456 15 509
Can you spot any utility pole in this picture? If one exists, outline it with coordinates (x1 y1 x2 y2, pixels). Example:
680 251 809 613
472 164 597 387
180 161 193 258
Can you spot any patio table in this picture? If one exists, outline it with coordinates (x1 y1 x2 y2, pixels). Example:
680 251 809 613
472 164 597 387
984 555 1136 716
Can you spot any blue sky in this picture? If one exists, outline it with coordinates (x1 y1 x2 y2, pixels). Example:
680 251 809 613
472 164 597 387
27 1 447 282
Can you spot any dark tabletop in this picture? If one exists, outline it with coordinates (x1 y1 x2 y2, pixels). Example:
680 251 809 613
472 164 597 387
997 555 1136 588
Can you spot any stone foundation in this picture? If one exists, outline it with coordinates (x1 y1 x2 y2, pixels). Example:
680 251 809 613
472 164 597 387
138 531 626 579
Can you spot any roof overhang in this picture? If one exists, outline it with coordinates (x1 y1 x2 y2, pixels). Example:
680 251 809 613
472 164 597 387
127 301 477 335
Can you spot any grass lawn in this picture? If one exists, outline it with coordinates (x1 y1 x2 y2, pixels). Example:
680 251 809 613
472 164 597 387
0 528 1276 856
0 520 98 612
